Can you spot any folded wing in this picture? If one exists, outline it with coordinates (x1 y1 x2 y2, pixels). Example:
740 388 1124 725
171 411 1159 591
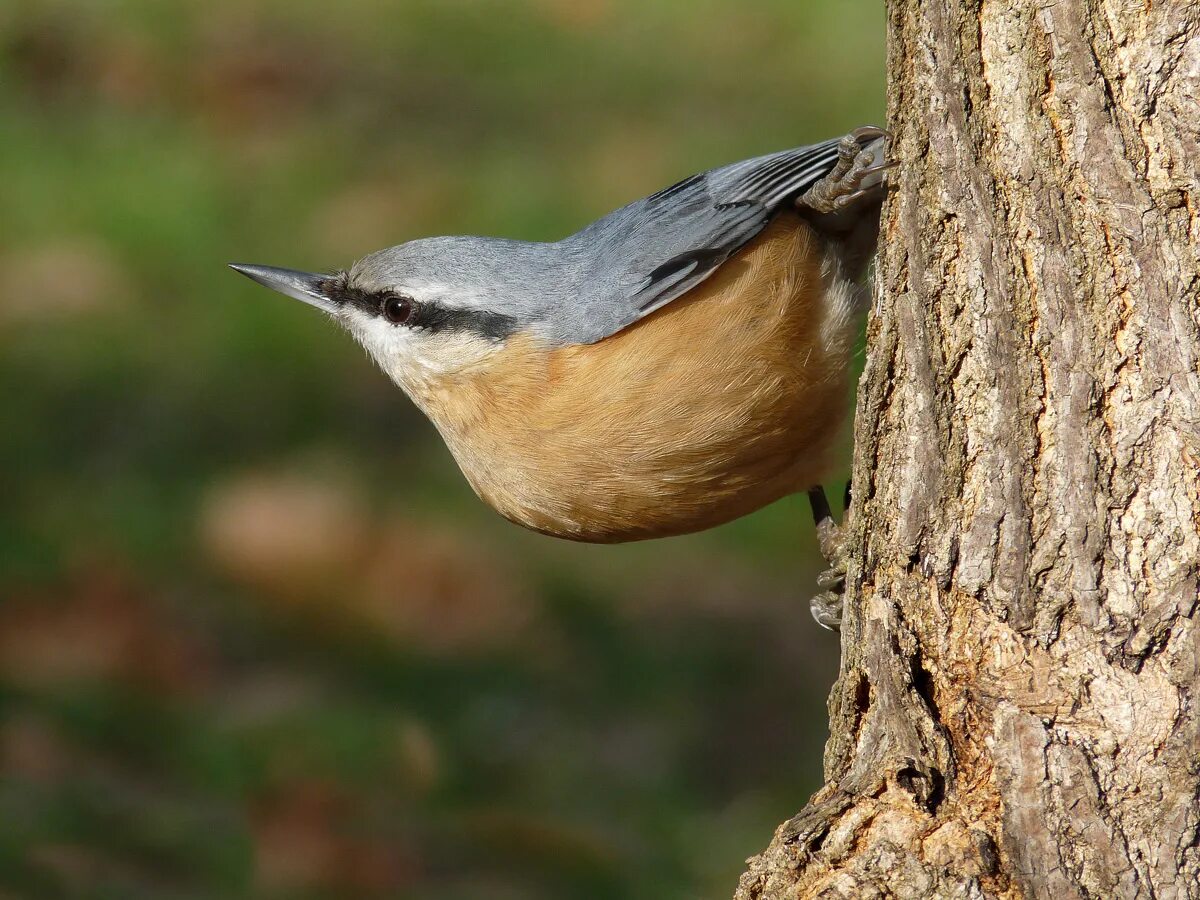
563 138 844 343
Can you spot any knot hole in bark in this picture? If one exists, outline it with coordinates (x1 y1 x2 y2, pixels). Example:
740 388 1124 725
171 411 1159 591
892 759 945 813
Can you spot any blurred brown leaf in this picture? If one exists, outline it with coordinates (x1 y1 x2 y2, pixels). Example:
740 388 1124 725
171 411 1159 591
93 33 166 108
0 238 132 325
357 517 533 654
199 471 535 655
5 10 166 109
252 780 418 895
391 718 440 795
189 13 340 134
0 713 72 785
218 668 325 729
27 843 126 890
198 471 370 599
0 563 210 696
4 14 92 101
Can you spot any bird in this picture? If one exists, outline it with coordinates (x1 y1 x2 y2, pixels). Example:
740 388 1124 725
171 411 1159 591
231 127 891 574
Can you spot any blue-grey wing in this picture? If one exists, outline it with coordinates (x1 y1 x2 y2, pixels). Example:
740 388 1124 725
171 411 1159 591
564 138 844 342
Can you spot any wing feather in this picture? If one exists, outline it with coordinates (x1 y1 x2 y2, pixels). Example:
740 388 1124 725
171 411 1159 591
560 135 860 344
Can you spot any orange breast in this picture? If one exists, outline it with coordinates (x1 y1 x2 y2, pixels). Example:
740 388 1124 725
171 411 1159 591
415 212 856 542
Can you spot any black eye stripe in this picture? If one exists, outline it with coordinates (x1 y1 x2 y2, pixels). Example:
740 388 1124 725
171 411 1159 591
319 275 517 340
407 303 519 340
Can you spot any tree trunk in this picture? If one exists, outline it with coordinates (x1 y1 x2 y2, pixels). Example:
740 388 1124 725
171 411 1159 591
737 2 1200 897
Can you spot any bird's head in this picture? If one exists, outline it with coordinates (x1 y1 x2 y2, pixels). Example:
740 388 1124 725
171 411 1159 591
231 237 540 393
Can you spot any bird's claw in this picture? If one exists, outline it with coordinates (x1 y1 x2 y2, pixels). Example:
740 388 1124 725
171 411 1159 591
810 590 845 631
806 485 850 632
797 126 895 215
816 566 845 592
849 124 892 143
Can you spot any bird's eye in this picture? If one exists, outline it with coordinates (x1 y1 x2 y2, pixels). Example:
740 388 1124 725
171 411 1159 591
381 294 415 325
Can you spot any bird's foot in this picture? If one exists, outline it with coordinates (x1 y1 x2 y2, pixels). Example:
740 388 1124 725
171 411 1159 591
807 485 850 631
797 126 896 215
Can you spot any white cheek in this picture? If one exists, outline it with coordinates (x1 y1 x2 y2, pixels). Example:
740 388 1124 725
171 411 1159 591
343 309 414 382
341 308 494 387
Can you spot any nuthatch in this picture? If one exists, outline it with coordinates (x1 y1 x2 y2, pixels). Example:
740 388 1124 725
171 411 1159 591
232 127 891 614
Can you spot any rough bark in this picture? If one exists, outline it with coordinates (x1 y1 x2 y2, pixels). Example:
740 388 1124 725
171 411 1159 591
737 1 1200 898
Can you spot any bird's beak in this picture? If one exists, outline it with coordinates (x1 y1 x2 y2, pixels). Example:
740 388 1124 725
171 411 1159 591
228 263 339 315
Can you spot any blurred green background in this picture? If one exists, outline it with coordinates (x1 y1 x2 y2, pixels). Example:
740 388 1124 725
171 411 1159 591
0 1 882 897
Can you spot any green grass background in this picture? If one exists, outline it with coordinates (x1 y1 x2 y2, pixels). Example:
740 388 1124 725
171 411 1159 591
0 1 883 896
